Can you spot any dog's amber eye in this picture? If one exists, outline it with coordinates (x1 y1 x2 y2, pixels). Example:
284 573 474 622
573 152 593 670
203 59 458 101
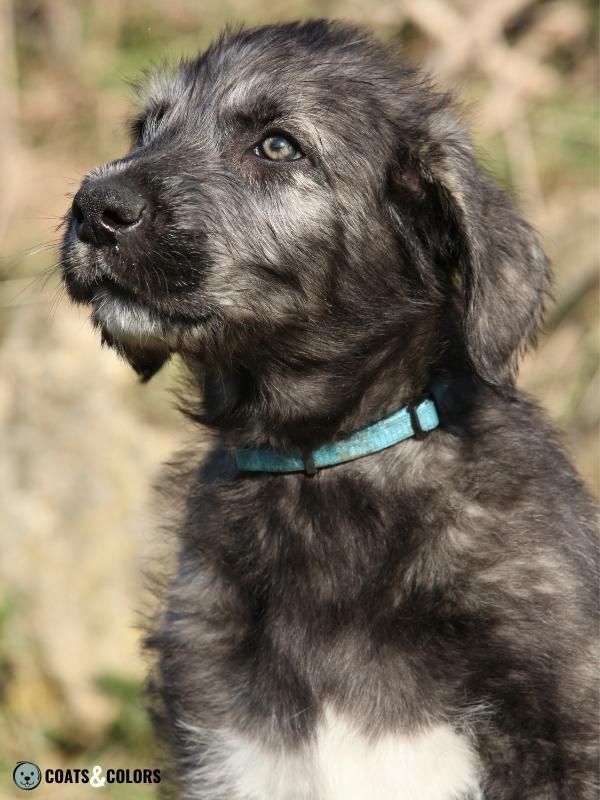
257 135 302 162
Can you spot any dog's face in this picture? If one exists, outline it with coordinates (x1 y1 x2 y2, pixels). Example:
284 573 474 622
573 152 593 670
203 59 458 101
61 22 550 437
62 24 427 378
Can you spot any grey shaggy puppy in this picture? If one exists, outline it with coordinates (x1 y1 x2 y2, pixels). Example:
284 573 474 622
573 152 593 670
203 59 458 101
61 21 598 800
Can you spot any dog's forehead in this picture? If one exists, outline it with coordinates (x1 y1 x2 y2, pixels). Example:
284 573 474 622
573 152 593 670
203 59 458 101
136 66 189 111
138 28 393 123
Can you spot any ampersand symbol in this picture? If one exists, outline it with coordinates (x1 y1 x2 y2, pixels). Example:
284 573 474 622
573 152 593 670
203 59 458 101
90 765 106 788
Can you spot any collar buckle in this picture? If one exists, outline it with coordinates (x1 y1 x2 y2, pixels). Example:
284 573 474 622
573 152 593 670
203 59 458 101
407 393 434 440
301 448 318 477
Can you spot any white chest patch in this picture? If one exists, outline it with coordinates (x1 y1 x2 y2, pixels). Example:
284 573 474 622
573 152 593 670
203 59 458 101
189 711 483 800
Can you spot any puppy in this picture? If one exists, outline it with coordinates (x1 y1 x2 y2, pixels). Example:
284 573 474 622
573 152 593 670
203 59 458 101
61 21 598 800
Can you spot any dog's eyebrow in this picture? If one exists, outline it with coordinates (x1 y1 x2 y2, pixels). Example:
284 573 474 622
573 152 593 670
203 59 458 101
223 94 284 131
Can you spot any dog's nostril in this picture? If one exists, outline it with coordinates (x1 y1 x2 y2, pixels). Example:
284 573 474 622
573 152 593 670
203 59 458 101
101 208 124 229
101 203 145 230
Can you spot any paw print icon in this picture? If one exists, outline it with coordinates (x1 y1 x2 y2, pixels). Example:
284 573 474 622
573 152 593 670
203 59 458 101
13 762 42 791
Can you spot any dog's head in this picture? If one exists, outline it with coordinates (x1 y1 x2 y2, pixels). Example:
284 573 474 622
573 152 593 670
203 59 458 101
61 21 550 436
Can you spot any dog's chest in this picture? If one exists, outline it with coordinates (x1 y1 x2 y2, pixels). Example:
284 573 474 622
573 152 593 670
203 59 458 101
202 711 483 800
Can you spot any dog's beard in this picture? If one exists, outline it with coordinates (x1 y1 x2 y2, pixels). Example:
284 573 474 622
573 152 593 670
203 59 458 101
90 285 187 381
91 285 183 346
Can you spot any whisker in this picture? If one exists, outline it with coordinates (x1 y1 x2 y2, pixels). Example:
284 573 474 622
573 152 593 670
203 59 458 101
0 240 60 272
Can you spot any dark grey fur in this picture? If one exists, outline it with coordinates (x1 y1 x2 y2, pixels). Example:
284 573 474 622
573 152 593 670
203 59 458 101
61 21 598 799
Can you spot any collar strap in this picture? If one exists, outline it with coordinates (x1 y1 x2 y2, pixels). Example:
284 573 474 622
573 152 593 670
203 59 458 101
234 394 441 475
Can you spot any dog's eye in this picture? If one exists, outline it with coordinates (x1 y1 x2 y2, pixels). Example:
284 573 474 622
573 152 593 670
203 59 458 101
153 105 167 126
131 115 147 143
131 105 168 144
256 135 302 162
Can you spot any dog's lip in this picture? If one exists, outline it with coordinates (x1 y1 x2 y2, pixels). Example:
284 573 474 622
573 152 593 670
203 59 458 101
91 275 195 325
89 276 209 349
93 275 141 305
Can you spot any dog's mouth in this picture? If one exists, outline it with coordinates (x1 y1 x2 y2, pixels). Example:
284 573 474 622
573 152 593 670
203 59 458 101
91 278 185 348
81 275 210 380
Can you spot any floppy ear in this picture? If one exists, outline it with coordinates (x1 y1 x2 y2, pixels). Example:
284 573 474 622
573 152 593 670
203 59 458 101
417 112 551 384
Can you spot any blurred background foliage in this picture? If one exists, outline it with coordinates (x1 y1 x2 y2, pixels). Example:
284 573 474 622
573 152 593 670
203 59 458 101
0 0 598 796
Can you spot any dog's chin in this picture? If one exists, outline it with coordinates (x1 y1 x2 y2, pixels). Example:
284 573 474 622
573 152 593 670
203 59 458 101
90 286 192 381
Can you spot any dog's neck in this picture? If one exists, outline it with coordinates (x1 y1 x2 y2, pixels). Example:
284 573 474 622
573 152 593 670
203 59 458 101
185 328 446 451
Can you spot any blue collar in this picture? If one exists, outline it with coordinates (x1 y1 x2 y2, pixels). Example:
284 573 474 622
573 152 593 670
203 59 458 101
234 392 441 475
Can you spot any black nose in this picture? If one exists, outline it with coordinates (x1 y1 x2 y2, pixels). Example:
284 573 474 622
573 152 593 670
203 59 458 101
72 177 148 247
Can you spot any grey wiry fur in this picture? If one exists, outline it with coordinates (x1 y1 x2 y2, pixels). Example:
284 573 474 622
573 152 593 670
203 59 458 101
61 21 598 799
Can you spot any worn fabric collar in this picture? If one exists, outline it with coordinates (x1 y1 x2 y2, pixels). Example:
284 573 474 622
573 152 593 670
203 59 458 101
234 391 442 475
